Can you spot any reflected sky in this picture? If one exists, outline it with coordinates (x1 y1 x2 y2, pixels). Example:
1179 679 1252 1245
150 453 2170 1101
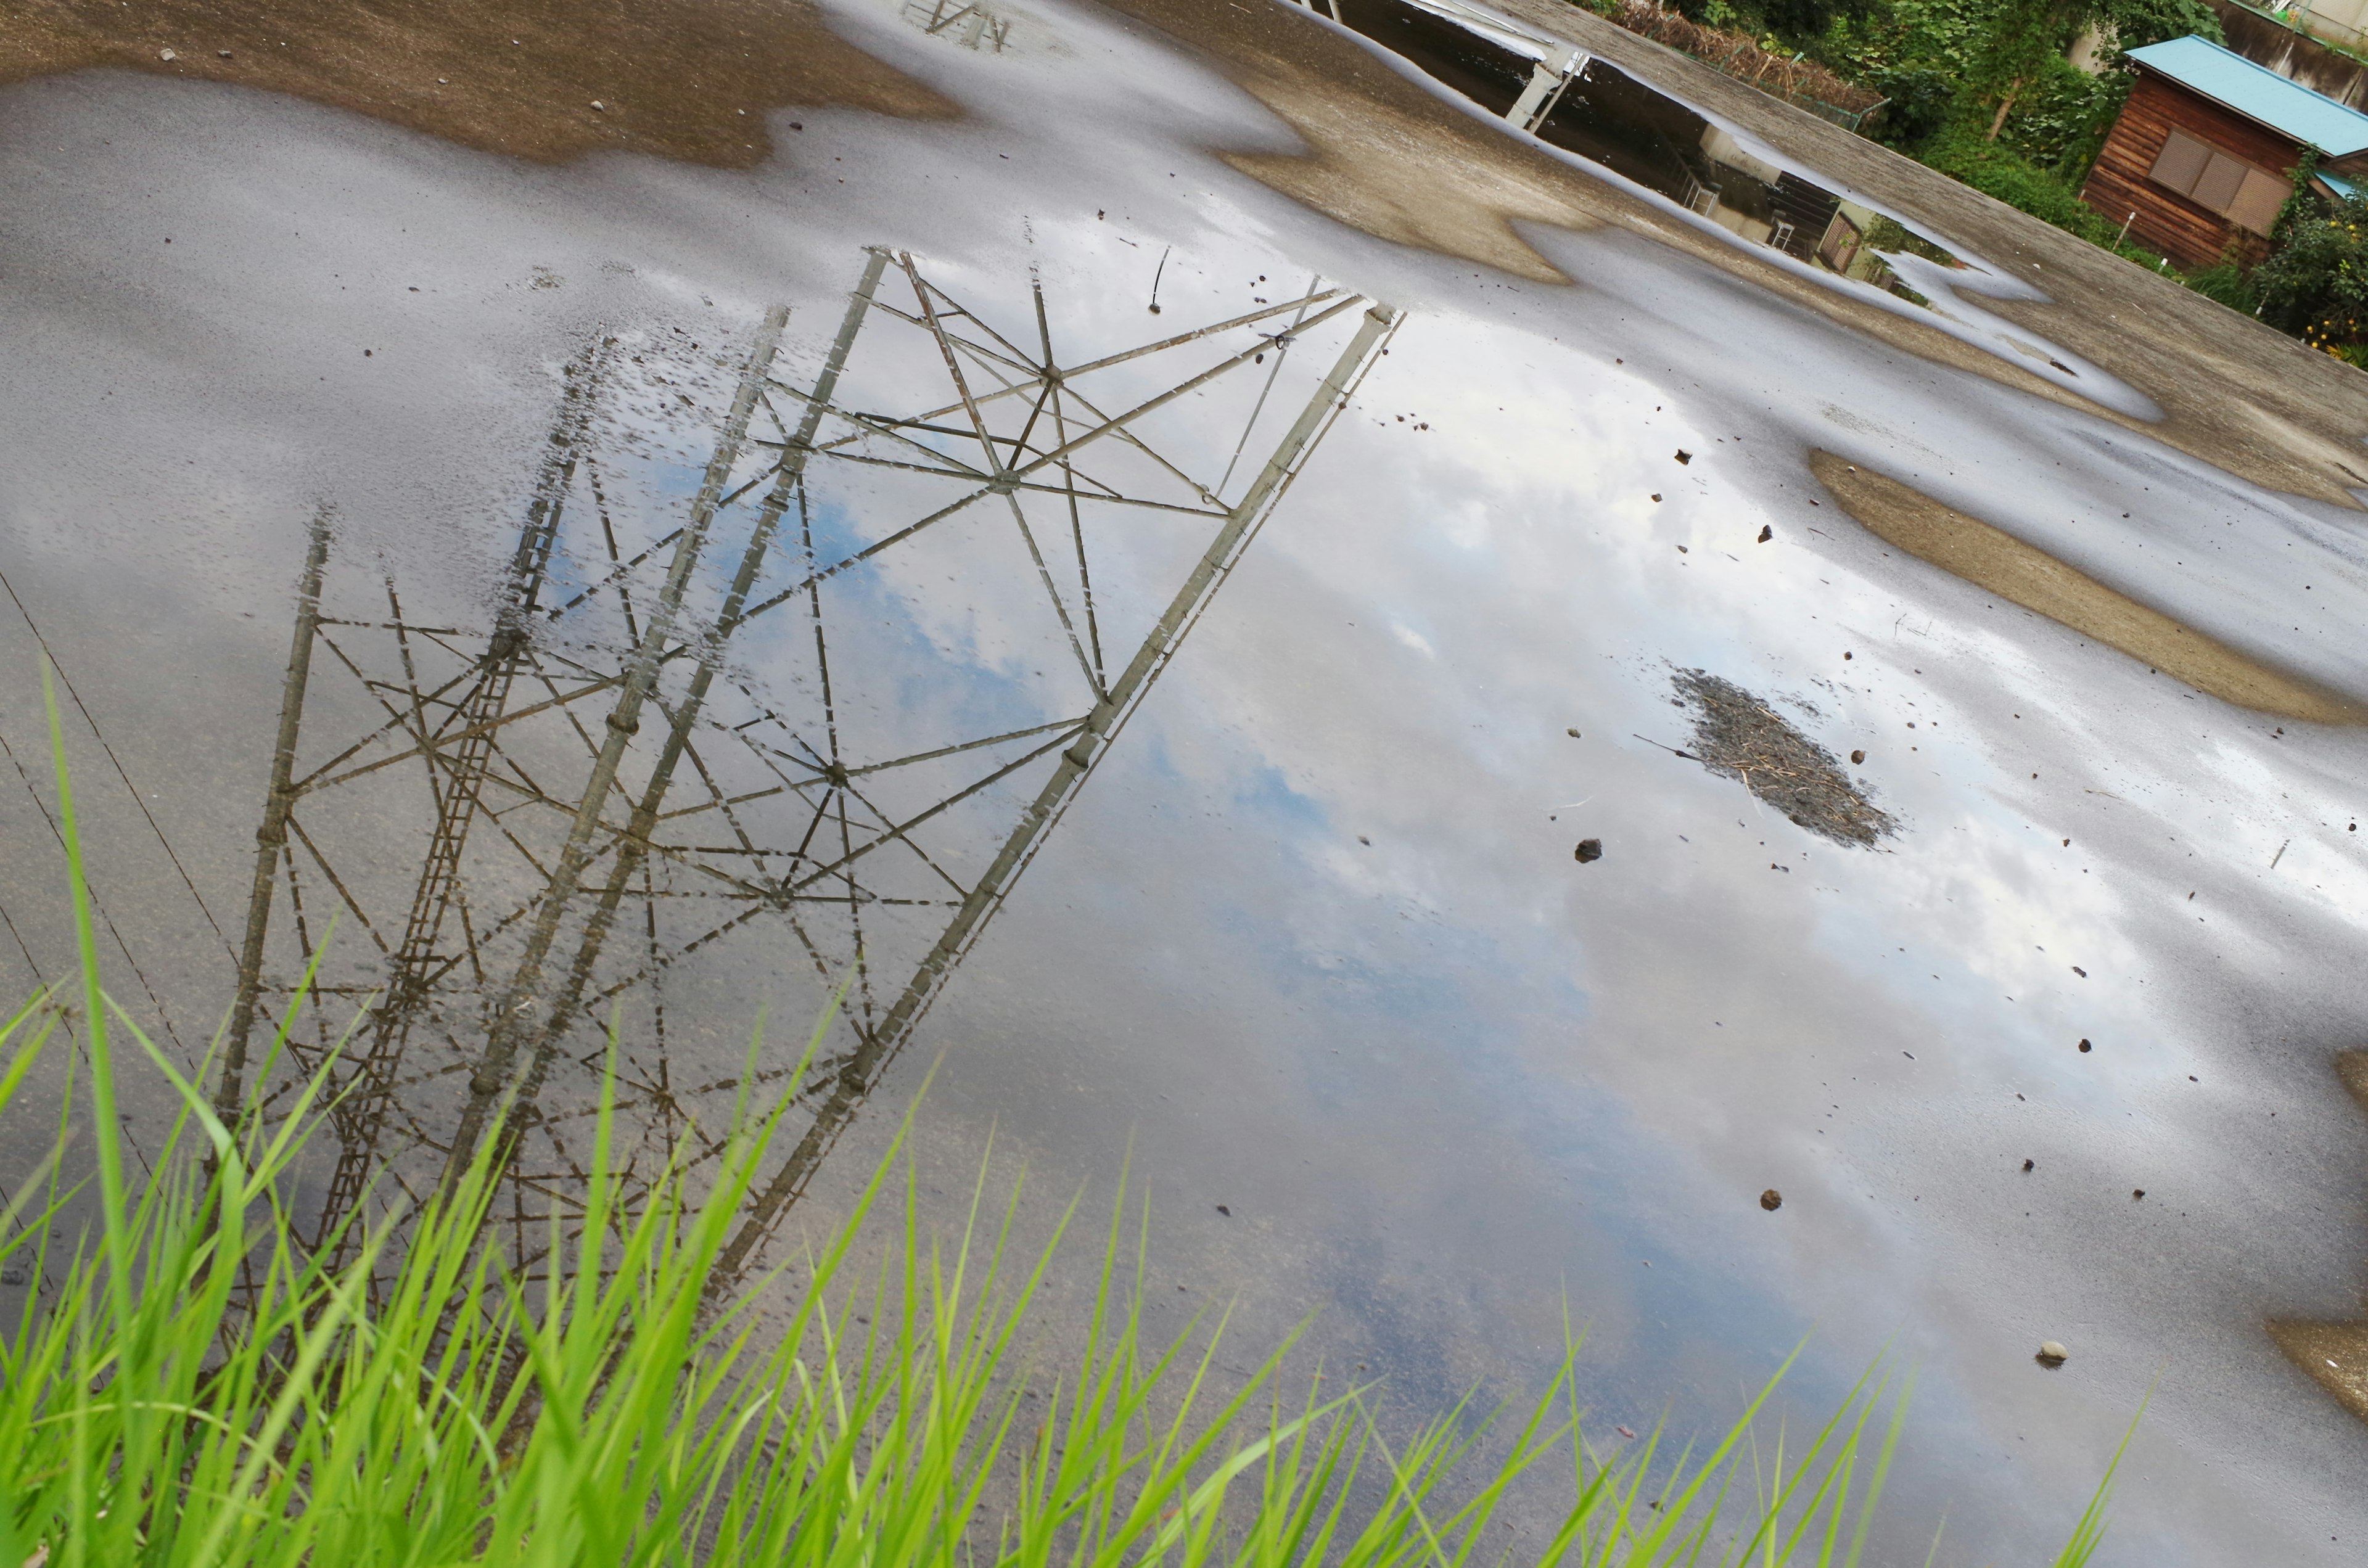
2 0 2368 1562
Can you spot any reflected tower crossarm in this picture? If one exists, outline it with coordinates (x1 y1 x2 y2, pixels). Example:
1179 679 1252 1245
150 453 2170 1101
712 293 1403 1279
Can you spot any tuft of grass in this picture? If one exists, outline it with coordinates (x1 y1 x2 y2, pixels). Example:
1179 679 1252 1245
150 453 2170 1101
0 672 2135 1565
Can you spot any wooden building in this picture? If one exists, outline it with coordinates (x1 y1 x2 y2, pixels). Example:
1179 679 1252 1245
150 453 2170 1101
2082 35 2368 269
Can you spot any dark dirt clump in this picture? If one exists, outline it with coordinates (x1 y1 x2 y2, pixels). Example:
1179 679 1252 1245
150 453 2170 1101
1672 669 1893 847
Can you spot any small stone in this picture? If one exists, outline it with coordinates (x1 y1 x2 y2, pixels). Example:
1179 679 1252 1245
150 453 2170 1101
1850 749 1866 764
218 49 234 59
2078 1038 2092 1053
2021 1159 2034 1172
590 99 606 110
1674 449 1692 464
1756 524 1772 543
159 47 177 60
2132 1188 2145 1200
2036 1341 2068 1369
1574 838 1603 863
1214 1204 1231 1217
1759 1188 1782 1211
1566 727 1581 738
1651 493 1663 503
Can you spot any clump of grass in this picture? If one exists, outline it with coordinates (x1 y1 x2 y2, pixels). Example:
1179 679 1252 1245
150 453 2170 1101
0 671 2132 1566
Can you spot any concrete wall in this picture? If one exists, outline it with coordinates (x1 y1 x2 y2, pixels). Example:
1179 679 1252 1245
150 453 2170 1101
2205 0 2368 109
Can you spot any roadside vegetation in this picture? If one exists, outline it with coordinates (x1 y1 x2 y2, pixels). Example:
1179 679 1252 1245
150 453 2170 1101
0 686 2135 1566
1572 0 2368 360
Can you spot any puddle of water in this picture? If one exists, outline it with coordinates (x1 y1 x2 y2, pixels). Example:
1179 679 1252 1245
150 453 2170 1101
6 12 2368 1559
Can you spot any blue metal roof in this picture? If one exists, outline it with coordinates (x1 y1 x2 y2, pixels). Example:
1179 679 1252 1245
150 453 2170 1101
2128 35 2368 157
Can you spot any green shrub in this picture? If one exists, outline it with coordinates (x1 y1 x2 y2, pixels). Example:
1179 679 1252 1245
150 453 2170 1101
2184 256 2261 314
2255 194 2368 357
1920 126 2123 242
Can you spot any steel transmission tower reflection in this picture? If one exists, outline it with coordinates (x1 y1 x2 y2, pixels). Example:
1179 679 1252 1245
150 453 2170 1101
216 246 1398 1281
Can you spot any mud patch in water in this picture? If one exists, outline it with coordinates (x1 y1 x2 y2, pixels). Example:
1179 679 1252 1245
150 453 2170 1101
1673 668 1893 847
1810 451 2368 726
2 0 956 166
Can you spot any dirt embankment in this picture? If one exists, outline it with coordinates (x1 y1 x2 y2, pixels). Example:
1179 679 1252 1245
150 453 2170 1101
1 0 956 166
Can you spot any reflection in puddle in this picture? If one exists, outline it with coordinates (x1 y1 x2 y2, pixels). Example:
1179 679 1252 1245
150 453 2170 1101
1336 0 1951 293
1328 0 2130 400
222 246 1396 1283
902 0 1014 52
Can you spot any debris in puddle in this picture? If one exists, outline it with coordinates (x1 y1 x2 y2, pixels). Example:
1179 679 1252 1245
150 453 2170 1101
1574 838 1603 863
1756 525 1772 543
1759 1188 1782 1211
2036 1342 2069 1369
1671 670 1894 847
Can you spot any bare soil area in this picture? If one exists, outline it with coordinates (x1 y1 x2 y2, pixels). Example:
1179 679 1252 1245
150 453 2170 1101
1 0 956 166
1811 451 2368 724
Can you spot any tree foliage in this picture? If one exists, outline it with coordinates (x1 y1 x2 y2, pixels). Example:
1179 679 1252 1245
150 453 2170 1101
2255 190 2368 359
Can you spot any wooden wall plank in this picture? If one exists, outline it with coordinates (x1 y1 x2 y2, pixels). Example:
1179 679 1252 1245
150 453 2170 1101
2079 72 2301 269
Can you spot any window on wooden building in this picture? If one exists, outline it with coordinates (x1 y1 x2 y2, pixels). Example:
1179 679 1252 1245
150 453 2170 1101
2148 129 2290 232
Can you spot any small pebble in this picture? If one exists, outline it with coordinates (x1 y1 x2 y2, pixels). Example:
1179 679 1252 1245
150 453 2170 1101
2078 1038 2092 1053
1574 838 1603 863
2036 1341 2068 1369
1850 749 1866 764
1759 1188 1782 1211
1756 524 1772 543
159 47 176 60
1674 449 1692 464
590 99 606 110
2021 1159 2034 1172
